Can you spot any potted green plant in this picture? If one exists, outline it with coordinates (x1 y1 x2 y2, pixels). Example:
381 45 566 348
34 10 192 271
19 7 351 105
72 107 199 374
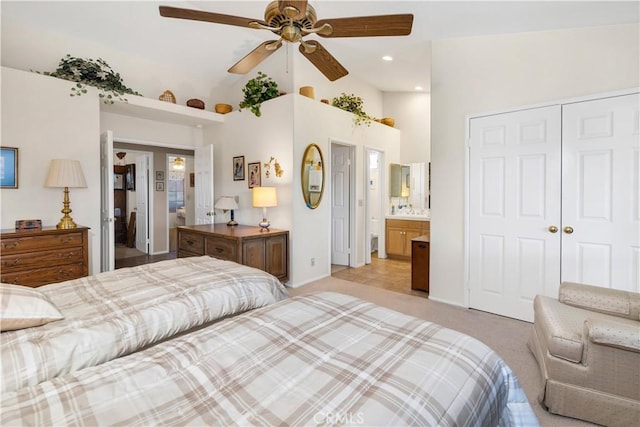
238 71 280 117
36 54 141 104
331 93 374 126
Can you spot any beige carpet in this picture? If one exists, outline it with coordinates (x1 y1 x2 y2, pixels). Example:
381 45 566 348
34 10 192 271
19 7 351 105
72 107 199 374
289 276 595 427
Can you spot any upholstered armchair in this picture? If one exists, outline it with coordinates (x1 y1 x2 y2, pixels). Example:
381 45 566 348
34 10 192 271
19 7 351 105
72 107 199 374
528 282 640 426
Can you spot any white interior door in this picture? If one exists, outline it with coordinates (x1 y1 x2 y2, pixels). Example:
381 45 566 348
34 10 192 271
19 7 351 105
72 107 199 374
469 105 562 322
332 144 351 266
100 131 115 272
195 144 214 224
561 93 640 291
135 154 149 253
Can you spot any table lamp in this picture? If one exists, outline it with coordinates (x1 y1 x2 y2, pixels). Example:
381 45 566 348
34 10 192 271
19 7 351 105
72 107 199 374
252 186 277 231
215 196 239 226
44 159 87 229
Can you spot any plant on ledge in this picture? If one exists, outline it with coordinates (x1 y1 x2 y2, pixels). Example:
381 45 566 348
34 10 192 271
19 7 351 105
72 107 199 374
238 71 279 117
331 92 374 126
37 54 142 104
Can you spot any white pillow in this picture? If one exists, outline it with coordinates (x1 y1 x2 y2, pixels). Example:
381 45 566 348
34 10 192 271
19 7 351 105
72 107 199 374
0 283 64 332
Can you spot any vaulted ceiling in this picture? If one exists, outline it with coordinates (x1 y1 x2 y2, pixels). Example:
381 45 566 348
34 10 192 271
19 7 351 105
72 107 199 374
2 1 638 92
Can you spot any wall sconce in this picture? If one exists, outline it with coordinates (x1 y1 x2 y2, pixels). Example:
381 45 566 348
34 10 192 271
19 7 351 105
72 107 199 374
264 156 283 178
214 196 239 226
44 159 87 229
252 186 277 231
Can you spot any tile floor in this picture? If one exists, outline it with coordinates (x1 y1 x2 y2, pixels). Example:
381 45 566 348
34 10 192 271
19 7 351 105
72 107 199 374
331 253 427 298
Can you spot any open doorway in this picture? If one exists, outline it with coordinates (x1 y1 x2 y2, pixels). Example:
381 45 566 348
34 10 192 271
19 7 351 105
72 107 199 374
166 155 194 253
365 148 384 265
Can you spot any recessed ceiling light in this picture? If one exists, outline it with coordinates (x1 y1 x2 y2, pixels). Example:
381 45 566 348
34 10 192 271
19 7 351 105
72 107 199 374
382 55 393 61
415 86 424 91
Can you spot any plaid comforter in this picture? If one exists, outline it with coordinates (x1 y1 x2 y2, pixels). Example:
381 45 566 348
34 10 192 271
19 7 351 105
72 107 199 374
1 256 288 393
1 292 537 426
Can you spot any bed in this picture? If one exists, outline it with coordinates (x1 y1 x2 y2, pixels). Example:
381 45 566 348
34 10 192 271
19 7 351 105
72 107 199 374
1 292 538 426
0 256 288 393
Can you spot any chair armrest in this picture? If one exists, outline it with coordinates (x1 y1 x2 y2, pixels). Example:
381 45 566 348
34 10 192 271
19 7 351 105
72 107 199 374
584 317 640 353
560 282 640 321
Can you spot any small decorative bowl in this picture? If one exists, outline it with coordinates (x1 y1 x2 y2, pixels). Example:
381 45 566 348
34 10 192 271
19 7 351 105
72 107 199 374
215 103 233 114
186 98 205 109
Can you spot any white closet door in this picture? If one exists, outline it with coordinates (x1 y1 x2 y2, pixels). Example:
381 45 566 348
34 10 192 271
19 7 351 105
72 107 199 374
561 93 640 292
469 106 562 322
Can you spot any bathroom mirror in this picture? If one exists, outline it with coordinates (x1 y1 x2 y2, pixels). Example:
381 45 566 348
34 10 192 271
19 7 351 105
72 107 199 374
389 163 410 197
301 143 325 209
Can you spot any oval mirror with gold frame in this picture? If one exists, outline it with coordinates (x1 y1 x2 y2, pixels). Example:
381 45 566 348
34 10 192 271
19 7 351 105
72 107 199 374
301 143 325 209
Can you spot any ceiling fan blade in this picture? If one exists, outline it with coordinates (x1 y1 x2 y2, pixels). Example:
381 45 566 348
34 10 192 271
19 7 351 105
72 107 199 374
228 41 282 74
159 6 266 28
278 0 307 20
298 40 348 81
315 14 413 37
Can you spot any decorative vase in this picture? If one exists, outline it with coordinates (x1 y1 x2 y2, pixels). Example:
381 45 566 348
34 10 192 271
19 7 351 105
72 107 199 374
299 86 315 99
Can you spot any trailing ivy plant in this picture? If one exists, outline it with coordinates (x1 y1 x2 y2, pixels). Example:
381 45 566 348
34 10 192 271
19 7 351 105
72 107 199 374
331 93 374 126
37 54 142 104
238 71 279 117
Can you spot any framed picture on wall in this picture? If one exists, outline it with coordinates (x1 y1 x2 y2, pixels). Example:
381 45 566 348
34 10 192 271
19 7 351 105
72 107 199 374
114 173 124 190
155 171 164 181
126 164 136 190
0 147 18 189
156 181 164 191
233 156 245 181
248 162 261 188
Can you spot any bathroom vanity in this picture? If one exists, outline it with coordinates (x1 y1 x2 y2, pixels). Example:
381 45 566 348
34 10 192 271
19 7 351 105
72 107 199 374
385 217 430 261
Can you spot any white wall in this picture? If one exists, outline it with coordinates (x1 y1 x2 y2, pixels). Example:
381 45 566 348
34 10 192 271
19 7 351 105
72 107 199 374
211 94 400 287
0 67 102 273
430 23 640 306
1 18 216 109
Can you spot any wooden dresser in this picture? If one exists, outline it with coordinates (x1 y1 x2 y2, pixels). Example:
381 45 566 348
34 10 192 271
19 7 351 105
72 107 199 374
177 224 289 282
0 226 89 288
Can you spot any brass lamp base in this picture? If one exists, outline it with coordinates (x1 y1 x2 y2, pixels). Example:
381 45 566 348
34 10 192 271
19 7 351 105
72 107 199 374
56 187 78 229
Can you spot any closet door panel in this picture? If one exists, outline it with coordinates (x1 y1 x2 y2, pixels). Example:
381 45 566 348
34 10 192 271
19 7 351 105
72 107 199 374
562 93 640 292
469 105 561 322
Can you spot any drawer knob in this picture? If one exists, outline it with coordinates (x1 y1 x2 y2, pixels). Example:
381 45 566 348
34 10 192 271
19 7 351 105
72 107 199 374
187 240 195 246
418 244 427 249
2 241 19 249
215 247 224 253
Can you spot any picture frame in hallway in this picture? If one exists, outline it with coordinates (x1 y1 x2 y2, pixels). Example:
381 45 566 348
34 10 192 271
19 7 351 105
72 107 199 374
156 181 164 191
114 173 124 190
155 171 164 181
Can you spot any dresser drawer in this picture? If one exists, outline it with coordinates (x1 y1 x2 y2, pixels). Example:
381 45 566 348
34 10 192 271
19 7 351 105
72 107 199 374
0 231 84 255
1 263 85 288
205 237 238 262
178 232 204 255
1 247 84 272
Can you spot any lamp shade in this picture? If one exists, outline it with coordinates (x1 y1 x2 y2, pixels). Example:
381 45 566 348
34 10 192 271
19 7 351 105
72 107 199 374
214 196 239 210
44 159 87 188
252 187 277 208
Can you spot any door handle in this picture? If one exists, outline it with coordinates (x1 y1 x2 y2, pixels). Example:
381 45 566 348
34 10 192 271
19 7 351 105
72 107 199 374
564 226 574 234
548 225 558 233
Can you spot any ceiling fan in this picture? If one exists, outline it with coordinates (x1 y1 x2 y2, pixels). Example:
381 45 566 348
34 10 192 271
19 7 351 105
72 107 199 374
159 0 413 81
